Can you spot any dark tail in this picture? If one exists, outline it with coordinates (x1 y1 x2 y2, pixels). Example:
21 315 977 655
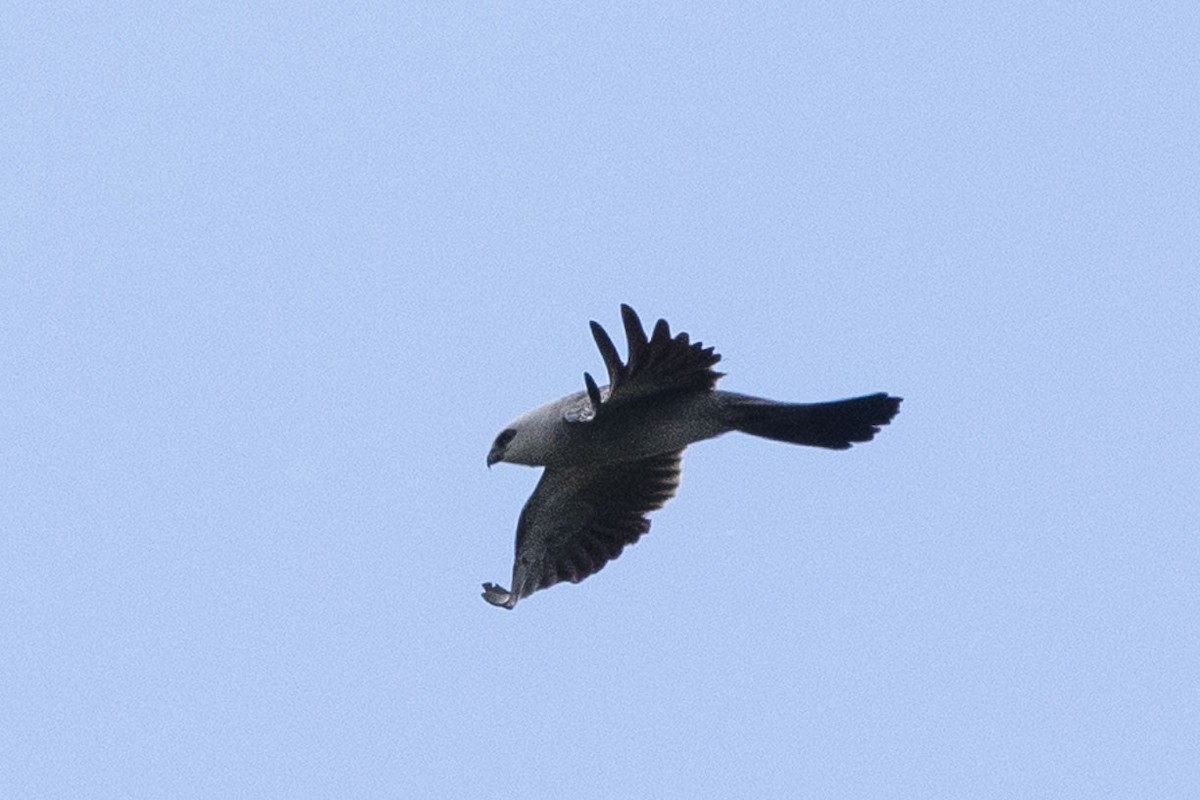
724 392 902 450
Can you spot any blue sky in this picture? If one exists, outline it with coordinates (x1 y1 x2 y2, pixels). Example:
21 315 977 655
3 3 1197 797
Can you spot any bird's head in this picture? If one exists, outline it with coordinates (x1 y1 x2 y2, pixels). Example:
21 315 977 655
486 427 518 467
487 397 566 467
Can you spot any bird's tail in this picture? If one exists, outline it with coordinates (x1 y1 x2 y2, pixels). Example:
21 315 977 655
723 392 902 450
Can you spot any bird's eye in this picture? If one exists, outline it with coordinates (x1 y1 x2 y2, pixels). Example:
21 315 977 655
495 429 517 449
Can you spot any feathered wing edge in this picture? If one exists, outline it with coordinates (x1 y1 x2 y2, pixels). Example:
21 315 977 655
581 304 723 415
482 450 683 609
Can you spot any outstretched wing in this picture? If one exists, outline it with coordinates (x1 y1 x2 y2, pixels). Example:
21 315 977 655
579 304 723 417
481 450 683 609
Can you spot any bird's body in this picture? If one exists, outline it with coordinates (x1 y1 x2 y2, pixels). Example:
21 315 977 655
483 305 901 610
496 388 727 467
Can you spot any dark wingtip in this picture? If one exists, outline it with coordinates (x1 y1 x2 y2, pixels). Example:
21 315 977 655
583 371 603 412
590 320 623 384
619 304 644 335
650 317 671 342
620 305 649 365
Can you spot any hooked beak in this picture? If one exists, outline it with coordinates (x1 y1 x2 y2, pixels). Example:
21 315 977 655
486 448 502 468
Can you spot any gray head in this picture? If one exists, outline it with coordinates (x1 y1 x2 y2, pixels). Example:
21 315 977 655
486 398 567 467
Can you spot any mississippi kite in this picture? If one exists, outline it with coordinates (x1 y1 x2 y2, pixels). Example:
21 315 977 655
483 305 901 609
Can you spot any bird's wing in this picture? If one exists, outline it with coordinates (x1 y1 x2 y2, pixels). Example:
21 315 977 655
481 450 683 609
578 304 723 418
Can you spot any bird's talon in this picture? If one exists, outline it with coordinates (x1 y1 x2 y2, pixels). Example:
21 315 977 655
482 583 516 609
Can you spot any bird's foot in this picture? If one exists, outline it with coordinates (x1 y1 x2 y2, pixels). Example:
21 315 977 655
481 583 517 609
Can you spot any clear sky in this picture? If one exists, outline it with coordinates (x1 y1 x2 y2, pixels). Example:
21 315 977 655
3 3 1197 797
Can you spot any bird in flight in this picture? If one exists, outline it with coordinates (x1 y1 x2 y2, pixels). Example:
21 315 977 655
483 305 901 609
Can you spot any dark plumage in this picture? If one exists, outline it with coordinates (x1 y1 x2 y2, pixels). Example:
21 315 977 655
483 305 901 609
